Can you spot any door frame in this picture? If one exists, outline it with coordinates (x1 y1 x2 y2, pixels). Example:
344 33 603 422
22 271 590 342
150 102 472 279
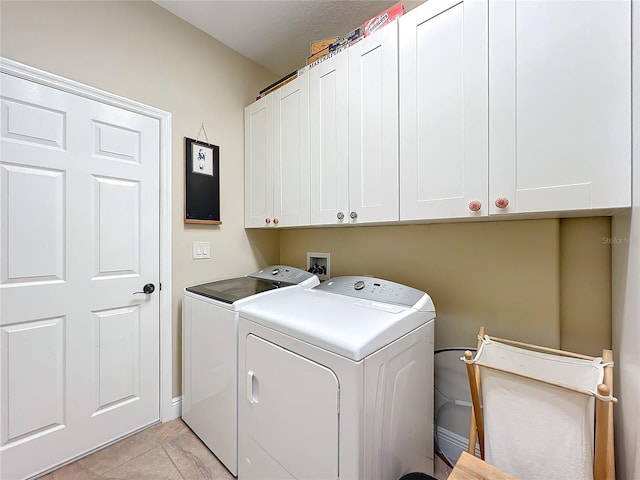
0 57 174 422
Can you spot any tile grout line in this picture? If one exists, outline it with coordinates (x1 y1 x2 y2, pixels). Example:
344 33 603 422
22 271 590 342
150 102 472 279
161 442 188 480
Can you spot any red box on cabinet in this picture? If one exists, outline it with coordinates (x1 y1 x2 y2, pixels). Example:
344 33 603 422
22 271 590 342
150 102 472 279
364 3 404 36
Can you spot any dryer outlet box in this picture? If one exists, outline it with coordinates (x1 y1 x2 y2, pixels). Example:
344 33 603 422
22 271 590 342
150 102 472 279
307 252 330 281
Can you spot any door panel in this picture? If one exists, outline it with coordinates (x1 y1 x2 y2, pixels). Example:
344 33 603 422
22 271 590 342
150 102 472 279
399 0 488 220
489 0 631 213
241 334 339 480
273 76 310 227
310 51 349 225
0 72 160 480
94 306 141 411
1 318 65 445
0 97 65 149
244 96 273 227
1 164 65 283
94 177 140 275
349 22 399 223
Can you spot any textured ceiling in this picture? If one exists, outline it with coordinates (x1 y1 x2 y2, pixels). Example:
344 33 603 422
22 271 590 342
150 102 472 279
154 0 423 76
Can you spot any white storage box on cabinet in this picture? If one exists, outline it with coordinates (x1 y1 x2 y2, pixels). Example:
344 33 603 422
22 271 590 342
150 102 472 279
399 0 488 221
245 73 310 228
488 0 631 216
310 23 399 226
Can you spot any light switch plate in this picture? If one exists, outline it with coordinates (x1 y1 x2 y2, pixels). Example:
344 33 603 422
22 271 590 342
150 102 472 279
193 241 211 259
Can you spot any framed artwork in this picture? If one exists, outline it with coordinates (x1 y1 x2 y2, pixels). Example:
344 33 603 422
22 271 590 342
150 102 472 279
192 143 215 176
185 137 221 224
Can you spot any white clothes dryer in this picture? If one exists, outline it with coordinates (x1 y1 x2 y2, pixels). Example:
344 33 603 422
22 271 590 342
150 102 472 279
238 276 436 480
182 265 318 475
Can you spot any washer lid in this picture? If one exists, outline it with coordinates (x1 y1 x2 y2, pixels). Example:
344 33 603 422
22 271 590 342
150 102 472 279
240 287 435 361
185 265 318 304
185 277 283 304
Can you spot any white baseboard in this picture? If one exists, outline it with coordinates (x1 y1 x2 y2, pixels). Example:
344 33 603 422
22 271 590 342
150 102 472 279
169 395 183 420
436 426 480 463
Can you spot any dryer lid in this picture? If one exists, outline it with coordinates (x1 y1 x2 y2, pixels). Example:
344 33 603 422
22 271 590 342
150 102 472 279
240 284 435 361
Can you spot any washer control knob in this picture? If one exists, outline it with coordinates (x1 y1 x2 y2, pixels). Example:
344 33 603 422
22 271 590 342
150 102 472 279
337 212 344 221
271 268 280 275
495 197 509 209
354 280 365 291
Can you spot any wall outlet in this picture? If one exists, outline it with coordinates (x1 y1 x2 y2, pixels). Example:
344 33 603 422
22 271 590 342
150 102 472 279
307 252 330 281
193 241 210 259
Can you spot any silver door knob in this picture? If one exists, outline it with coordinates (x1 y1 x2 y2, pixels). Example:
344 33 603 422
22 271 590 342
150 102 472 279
337 212 344 220
350 211 358 219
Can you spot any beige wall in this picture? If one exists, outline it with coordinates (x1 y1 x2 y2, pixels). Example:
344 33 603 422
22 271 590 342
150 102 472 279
0 0 280 396
281 217 612 356
560 217 612 354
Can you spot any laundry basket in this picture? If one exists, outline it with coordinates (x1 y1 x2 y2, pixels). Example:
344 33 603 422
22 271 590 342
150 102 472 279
463 329 616 480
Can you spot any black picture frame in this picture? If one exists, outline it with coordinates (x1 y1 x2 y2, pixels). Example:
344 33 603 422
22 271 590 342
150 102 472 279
185 137 221 224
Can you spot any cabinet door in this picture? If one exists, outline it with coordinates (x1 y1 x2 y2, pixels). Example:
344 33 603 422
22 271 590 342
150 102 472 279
310 50 349 225
244 96 274 227
348 22 400 224
399 0 488 221
272 74 310 227
489 0 631 215
240 334 339 480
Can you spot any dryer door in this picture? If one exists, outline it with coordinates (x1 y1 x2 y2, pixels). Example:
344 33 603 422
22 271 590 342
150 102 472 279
241 334 339 479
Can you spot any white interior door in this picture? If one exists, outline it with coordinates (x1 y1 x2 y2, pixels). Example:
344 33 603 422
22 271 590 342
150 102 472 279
0 72 160 480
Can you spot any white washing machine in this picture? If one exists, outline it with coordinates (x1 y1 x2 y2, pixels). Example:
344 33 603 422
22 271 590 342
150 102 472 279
238 276 436 480
182 265 319 476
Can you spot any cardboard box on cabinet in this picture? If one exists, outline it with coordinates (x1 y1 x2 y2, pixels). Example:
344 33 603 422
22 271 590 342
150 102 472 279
310 37 339 54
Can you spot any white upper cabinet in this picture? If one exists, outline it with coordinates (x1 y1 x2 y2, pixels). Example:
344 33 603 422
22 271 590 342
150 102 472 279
348 21 400 224
273 76 311 227
310 48 350 225
245 73 310 228
245 95 273 228
399 0 488 221
489 0 631 215
310 23 399 226
246 0 632 228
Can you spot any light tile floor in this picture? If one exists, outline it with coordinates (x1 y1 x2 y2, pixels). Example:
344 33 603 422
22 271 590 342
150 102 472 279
39 419 453 480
